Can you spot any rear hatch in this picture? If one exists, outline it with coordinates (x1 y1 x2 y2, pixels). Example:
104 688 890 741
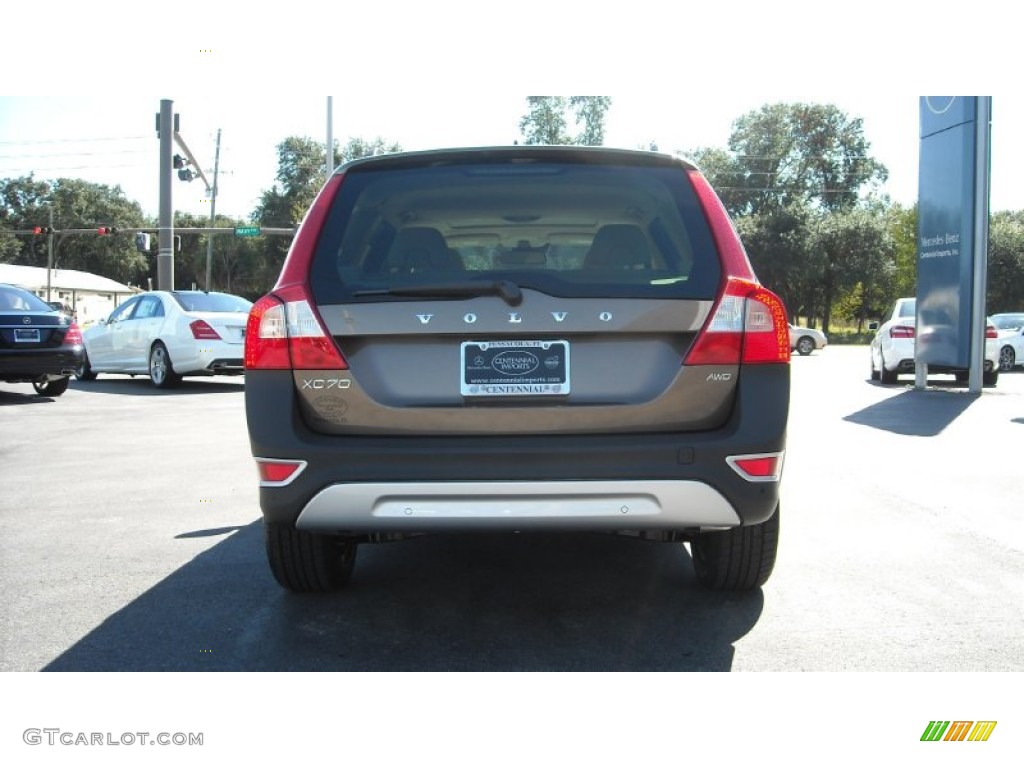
250 147 788 435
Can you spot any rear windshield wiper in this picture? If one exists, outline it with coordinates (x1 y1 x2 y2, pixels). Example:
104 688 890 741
354 280 523 307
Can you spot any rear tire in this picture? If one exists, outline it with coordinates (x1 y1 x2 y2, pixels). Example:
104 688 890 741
75 349 97 381
880 354 898 384
870 350 880 381
149 342 182 388
265 522 358 592
32 376 70 397
690 505 779 591
796 336 814 356
984 369 999 387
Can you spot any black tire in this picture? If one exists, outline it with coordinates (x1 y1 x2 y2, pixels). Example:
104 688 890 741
999 345 1015 372
796 336 815 356
880 353 898 384
870 349 880 381
32 376 70 397
149 342 182 388
75 349 97 381
690 505 779 591
265 522 358 592
984 369 999 388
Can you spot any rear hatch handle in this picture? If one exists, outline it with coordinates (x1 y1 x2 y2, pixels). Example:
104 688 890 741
354 280 523 307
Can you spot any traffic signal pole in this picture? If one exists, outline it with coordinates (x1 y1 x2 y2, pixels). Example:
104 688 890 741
205 128 222 292
158 99 174 291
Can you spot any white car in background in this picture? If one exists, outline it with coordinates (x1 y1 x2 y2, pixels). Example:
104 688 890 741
991 312 1024 371
869 296 1000 386
76 290 252 388
788 324 827 356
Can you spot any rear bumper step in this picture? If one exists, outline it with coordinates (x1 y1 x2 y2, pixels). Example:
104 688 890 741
295 480 741 533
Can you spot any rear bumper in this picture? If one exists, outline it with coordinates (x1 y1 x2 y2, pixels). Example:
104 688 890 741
0 348 82 381
294 479 743 533
245 365 789 532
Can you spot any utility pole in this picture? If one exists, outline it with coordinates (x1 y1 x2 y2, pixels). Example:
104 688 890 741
205 128 222 292
157 99 174 291
326 96 334 175
46 207 54 301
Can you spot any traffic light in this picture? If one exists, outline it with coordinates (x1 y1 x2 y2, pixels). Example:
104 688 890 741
177 168 195 182
134 232 151 252
173 154 186 169
96 227 119 235
32 226 53 235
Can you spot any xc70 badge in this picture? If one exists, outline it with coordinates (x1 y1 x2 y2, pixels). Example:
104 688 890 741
300 378 351 390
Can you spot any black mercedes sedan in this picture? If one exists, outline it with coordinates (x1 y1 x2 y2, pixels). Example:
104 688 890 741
1 283 84 397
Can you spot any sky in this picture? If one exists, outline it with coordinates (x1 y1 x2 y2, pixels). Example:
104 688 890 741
3 1 1023 222
4 92 1023 223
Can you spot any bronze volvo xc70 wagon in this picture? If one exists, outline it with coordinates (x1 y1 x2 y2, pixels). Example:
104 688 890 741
244 146 791 593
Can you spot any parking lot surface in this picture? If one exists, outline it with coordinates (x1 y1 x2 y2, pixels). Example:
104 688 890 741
1 347 1022 671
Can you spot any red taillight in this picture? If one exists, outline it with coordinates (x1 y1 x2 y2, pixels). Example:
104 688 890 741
684 278 791 365
726 452 785 482
890 325 915 339
986 325 998 339
244 286 348 370
62 323 83 346
190 319 222 340
255 459 307 486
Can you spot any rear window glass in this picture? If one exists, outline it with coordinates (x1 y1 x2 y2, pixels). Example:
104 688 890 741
172 293 252 313
310 160 722 302
0 285 53 312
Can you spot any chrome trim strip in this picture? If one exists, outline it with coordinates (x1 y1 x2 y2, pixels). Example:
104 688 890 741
295 480 741 532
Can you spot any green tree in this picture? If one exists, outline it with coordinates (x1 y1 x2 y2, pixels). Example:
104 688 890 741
251 135 402 293
805 205 894 334
688 103 888 218
519 97 612 146
0 175 149 285
987 210 1024 313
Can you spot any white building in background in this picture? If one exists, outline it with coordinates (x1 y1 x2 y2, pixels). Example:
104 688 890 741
0 264 138 327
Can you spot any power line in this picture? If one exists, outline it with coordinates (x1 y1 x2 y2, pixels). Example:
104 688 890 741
0 136 149 146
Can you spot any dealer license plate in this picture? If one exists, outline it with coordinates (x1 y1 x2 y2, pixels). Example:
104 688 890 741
461 340 570 397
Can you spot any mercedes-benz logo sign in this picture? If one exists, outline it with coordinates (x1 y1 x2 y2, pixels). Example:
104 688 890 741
23 316 32 324
925 96 957 115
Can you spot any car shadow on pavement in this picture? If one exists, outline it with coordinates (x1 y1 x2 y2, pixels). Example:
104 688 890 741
844 388 977 436
43 522 763 672
68 378 245 397
0 390 57 406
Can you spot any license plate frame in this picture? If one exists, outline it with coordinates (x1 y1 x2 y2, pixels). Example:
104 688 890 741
14 328 41 343
461 340 570 397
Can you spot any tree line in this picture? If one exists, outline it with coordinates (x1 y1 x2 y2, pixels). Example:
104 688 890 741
2 98 1023 329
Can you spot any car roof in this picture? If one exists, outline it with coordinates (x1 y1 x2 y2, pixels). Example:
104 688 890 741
333 145 699 175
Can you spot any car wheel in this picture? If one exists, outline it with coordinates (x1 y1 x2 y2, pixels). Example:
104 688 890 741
149 342 182 388
870 349 880 381
984 369 999 388
796 336 815 356
690 504 779 591
75 349 97 381
32 376 70 397
879 353 898 384
999 345 1015 372
265 522 358 592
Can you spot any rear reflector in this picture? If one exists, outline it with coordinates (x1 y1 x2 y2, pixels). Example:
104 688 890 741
255 458 308 487
726 452 785 482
